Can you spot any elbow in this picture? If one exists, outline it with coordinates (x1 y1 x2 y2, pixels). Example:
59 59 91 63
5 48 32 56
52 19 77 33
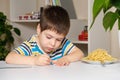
5 52 15 64
81 52 84 58
78 50 84 60
5 53 11 64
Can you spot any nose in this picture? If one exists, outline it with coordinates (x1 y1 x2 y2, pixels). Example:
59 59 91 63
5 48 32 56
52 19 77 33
50 39 56 47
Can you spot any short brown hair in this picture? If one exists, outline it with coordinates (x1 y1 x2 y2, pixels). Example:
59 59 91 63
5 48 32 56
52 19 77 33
40 5 70 36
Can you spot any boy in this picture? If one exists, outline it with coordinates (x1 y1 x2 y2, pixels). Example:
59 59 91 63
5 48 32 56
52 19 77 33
5 5 84 66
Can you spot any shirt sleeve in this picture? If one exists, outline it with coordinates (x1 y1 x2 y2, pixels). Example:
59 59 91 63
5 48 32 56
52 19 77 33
14 41 32 56
61 38 75 56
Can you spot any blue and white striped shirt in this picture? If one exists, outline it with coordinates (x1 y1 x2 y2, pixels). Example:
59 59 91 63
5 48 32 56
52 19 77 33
14 35 75 60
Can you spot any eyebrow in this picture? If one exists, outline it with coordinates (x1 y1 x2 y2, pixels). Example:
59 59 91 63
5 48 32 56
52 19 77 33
46 34 64 40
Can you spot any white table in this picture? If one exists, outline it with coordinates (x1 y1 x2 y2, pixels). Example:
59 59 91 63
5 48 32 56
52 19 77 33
0 61 120 80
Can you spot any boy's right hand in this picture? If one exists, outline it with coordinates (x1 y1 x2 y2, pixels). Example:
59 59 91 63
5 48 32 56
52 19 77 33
34 54 51 66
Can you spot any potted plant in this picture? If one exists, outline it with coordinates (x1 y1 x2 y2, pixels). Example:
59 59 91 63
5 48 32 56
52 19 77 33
90 0 120 47
0 12 21 60
90 0 120 30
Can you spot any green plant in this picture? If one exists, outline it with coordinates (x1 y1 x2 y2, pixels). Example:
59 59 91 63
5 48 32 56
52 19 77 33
0 12 21 60
90 0 120 31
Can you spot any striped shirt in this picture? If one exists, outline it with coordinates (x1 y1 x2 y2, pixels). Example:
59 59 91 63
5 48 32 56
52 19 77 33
14 35 75 60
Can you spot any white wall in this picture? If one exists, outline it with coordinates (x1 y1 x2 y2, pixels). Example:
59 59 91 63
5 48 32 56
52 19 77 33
0 0 37 48
111 22 120 58
38 0 88 20
1 0 120 58
0 0 10 19
89 0 120 58
0 0 88 48
88 0 111 54
73 0 88 20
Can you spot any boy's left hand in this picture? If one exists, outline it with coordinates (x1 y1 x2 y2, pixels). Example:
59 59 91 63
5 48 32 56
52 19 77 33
52 57 70 66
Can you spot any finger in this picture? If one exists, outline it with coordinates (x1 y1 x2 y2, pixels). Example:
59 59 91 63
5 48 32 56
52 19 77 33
64 62 70 66
42 60 51 65
54 62 63 66
43 54 50 58
52 60 57 64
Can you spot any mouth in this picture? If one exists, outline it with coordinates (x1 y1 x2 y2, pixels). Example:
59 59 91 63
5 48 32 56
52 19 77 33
48 48 54 51
46 47 54 52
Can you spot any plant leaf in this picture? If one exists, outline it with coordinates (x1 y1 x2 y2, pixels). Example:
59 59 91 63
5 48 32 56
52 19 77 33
0 12 6 22
8 36 14 44
90 0 105 29
103 0 112 13
103 11 118 31
5 29 12 36
111 0 120 10
93 0 105 20
5 24 13 30
13 28 21 36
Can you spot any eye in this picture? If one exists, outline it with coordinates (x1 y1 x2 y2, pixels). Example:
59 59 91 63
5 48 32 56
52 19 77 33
56 39 63 42
46 36 52 39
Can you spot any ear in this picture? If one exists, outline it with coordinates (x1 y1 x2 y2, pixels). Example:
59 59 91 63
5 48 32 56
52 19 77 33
37 23 41 35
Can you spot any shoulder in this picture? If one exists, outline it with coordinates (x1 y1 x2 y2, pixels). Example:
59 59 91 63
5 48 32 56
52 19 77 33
61 38 73 46
27 34 37 42
15 35 37 51
61 38 75 52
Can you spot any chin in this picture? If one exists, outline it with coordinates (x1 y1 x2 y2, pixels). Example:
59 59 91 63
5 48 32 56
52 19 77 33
47 50 55 53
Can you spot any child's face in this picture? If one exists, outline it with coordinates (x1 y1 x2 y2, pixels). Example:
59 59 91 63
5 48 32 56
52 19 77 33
38 30 65 53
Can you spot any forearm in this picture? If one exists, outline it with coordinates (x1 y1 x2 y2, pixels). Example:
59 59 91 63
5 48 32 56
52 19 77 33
65 48 84 62
5 52 35 65
52 49 84 66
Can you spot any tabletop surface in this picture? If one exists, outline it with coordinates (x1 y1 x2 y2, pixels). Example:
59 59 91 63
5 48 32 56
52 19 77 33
0 61 120 80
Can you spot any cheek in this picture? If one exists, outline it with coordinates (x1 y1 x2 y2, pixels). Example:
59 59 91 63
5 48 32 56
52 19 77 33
41 37 48 44
39 35 48 45
55 41 62 48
